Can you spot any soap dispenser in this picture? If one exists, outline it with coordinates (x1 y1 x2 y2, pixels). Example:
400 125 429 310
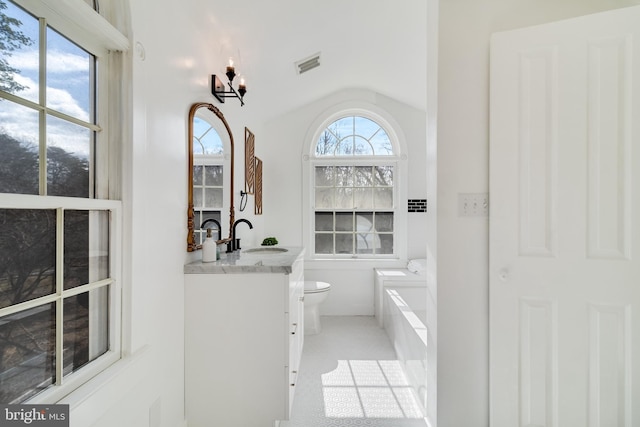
202 228 217 263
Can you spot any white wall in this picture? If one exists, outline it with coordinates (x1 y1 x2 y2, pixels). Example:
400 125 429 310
263 89 428 315
437 0 638 426
64 1 428 425
66 0 245 425
62 0 640 425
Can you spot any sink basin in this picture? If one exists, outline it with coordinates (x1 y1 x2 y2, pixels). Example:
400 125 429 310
244 247 288 254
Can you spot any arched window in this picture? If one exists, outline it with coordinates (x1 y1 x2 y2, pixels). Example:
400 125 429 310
315 116 394 156
192 116 225 244
309 113 401 258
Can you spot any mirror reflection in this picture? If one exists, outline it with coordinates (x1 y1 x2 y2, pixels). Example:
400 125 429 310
187 103 235 252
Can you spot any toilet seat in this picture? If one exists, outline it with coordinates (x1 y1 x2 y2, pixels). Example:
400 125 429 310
304 281 331 294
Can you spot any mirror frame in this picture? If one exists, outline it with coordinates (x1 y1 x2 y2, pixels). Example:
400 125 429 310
187 102 235 252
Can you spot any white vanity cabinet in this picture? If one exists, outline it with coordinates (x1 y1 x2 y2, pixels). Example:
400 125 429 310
184 248 304 427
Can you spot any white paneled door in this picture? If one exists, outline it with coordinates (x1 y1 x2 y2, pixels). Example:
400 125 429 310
490 6 640 427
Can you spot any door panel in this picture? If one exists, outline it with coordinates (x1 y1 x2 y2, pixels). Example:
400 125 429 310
490 6 640 427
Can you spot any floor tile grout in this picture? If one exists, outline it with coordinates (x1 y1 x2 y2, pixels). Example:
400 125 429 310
281 316 427 427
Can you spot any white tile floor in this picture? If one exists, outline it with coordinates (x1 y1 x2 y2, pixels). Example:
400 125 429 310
281 316 428 427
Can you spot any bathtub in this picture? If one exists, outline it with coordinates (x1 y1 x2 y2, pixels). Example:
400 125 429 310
383 285 428 415
374 268 426 327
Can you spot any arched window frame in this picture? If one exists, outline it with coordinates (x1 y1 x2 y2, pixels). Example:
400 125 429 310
303 104 408 262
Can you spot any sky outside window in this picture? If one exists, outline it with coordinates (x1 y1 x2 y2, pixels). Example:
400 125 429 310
1 0 94 159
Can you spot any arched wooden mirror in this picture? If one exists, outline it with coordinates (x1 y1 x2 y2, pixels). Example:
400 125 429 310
187 102 235 252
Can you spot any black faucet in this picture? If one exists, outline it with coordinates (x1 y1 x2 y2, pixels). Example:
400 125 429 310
231 218 253 251
200 218 222 241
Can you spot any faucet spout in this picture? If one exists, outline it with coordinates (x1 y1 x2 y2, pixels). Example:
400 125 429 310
232 218 253 251
201 218 222 241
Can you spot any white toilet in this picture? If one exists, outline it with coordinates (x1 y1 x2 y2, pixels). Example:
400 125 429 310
303 281 331 335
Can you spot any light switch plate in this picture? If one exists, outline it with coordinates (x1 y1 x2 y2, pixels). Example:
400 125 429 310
458 193 489 217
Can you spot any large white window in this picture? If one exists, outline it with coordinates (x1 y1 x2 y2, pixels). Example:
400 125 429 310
0 0 126 403
309 114 401 259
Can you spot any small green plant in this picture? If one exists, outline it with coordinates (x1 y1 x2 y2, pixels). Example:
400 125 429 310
261 237 278 246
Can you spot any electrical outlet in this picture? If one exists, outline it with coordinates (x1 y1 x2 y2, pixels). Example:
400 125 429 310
458 193 489 217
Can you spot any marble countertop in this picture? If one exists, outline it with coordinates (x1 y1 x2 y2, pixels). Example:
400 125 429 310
184 246 304 274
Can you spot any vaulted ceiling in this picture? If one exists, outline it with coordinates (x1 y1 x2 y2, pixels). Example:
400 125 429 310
201 0 428 120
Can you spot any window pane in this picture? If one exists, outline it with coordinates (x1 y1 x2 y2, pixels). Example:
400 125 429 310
197 211 222 231
354 166 372 187
315 130 338 156
63 288 108 376
193 188 203 208
374 166 393 186
375 212 394 232
89 211 109 282
335 212 353 232
64 210 109 290
335 137 354 155
0 209 56 309
314 116 395 157
193 117 223 155
89 286 108 360
356 212 374 233
0 104 39 194
200 129 224 155
353 188 373 209
0 303 56 403
204 188 223 208
64 210 88 289
378 234 394 254
315 166 334 186
370 130 392 155
315 212 333 232
193 165 203 185
335 166 353 187
354 116 378 139
194 211 200 232
63 293 89 375
354 136 373 155
333 117 353 138
0 1 39 103
335 188 353 209
335 234 353 254
46 26 92 122
47 115 91 198
204 165 223 186
192 137 203 156
315 188 334 209
374 188 394 209
315 233 333 254
356 233 375 255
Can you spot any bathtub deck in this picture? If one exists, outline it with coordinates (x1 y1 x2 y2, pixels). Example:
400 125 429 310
280 315 427 427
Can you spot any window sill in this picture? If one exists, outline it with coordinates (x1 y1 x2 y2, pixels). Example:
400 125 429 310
25 345 150 418
57 346 150 409
305 257 407 270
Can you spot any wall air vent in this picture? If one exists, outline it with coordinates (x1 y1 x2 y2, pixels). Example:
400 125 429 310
295 52 321 75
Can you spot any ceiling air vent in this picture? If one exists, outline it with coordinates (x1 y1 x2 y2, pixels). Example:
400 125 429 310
295 53 321 75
